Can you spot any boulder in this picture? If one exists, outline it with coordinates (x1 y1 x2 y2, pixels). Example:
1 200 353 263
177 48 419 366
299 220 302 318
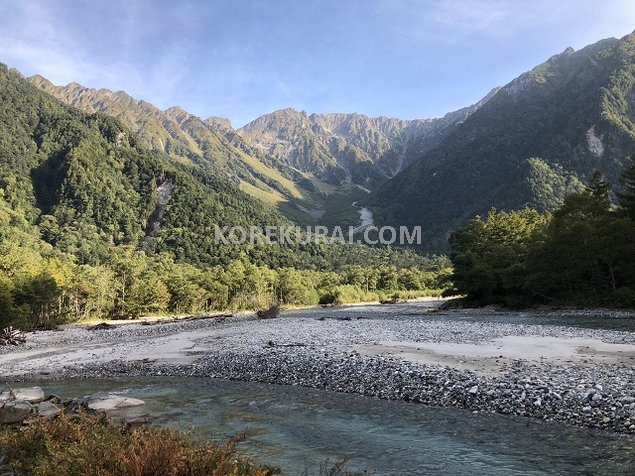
87 396 145 412
12 387 44 403
37 400 61 418
0 401 32 425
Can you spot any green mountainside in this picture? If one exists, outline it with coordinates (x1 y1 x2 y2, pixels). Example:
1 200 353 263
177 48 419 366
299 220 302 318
27 75 325 221
28 77 494 228
369 32 635 251
1 63 295 266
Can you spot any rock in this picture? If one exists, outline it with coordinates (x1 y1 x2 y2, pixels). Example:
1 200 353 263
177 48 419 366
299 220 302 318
87 396 145 412
13 387 44 403
468 385 479 394
533 398 542 407
0 401 32 424
44 394 62 404
592 394 602 402
37 400 61 418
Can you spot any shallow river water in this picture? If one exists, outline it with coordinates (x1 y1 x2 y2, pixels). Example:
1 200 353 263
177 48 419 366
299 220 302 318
21 377 635 475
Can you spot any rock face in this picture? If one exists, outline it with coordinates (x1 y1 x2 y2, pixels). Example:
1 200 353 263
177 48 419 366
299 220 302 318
237 98 493 189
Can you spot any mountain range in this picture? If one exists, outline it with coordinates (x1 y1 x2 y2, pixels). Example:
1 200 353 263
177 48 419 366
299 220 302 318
8 30 635 253
27 73 494 228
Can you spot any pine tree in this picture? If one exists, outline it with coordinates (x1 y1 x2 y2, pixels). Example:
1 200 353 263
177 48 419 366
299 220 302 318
618 155 635 219
589 170 611 204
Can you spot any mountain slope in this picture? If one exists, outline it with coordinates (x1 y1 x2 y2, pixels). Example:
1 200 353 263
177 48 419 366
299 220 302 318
369 32 635 251
237 96 495 189
27 75 321 216
0 63 298 267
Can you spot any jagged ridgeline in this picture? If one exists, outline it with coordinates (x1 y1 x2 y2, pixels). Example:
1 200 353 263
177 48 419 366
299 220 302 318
369 32 635 251
0 63 305 266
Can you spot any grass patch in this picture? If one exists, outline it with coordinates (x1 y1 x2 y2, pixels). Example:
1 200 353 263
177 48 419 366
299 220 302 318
0 413 280 476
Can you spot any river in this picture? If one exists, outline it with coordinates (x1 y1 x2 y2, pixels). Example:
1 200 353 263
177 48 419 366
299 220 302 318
23 377 635 475
352 200 374 234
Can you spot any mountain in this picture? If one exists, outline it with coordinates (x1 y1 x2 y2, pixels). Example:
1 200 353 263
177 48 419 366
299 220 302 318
0 63 317 267
368 32 635 251
237 96 495 189
29 75 495 227
27 75 321 219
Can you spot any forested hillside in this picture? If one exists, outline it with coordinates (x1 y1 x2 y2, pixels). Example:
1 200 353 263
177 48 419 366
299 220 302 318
449 166 635 308
28 75 325 222
0 63 449 330
370 32 635 251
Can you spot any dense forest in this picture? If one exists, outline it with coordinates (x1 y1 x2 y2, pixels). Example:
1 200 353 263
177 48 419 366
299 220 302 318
449 160 635 307
0 63 449 330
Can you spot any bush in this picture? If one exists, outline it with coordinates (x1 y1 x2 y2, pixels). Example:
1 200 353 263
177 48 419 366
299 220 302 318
318 291 337 305
0 413 280 476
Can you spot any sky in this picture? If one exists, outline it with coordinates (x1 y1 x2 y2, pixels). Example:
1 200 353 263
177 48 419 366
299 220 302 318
1 0 634 127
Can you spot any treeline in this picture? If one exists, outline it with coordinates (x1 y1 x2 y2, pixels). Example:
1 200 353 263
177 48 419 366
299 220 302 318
449 158 635 307
0 240 450 329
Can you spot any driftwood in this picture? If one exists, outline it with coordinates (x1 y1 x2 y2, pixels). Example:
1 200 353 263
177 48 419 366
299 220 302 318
86 322 115 331
179 313 233 322
265 340 306 348
256 305 281 320
0 326 26 346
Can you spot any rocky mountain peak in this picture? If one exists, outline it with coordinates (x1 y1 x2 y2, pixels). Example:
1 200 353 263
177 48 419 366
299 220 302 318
206 116 233 132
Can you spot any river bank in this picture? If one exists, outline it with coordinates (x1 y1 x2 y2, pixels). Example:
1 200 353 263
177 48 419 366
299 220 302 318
2 300 635 435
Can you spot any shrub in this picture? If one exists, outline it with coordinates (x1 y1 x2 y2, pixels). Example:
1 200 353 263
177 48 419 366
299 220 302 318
0 413 280 476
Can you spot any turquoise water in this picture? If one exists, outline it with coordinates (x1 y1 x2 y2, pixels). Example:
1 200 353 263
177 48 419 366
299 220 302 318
23 377 635 475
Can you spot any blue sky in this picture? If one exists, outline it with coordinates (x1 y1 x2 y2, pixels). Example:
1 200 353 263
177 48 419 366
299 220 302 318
1 0 634 127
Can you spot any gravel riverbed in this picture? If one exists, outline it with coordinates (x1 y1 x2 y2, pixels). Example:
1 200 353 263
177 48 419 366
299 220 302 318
2 300 635 435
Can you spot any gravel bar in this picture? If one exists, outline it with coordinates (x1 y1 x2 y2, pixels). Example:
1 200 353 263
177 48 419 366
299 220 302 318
2 300 635 435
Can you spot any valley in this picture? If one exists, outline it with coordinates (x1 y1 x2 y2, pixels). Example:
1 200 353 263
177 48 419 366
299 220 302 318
2 7 635 474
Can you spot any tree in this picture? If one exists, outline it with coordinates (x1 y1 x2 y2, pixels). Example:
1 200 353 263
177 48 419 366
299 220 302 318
526 189 635 303
450 208 548 305
618 155 635 219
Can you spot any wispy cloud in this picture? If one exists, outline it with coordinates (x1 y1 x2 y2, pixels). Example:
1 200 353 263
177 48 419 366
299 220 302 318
1 0 635 126
0 0 191 108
